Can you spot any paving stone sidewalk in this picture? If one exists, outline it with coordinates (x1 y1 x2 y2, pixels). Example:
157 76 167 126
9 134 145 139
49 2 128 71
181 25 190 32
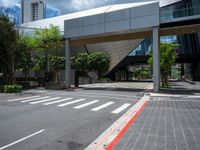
114 96 200 150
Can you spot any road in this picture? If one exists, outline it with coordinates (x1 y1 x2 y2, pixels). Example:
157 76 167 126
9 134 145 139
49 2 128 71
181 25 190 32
0 89 142 150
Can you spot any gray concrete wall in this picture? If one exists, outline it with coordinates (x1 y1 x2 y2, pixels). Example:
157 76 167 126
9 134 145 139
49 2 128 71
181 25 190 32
64 2 159 39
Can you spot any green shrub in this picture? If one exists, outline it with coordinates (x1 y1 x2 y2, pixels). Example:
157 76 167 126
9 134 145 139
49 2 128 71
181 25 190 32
3 85 22 93
0 85 3 93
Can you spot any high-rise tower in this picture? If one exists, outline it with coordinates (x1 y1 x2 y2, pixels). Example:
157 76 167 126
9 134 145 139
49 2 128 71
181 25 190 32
21 0 46 23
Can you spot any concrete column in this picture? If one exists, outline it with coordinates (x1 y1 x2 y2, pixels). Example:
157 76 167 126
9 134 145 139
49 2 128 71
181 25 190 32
64 39 71 88
153 26 160 92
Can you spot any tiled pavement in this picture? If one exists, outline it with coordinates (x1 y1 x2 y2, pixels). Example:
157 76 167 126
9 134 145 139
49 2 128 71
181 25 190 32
114 96 200 150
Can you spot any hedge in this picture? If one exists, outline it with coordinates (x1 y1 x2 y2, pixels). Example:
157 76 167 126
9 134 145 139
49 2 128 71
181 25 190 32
0 85 22 93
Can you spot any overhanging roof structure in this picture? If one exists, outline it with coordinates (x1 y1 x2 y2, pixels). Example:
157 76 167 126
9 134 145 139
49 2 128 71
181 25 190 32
20 0 182 32
20 1 160 32
63 1 159 72
64 1 159 39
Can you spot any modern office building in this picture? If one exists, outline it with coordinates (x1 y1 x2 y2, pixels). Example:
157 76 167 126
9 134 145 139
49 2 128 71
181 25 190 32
20 0 200 91
21 0 46 23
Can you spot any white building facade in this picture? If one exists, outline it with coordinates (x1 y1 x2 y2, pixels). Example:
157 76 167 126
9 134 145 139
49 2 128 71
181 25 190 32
21 0 46 23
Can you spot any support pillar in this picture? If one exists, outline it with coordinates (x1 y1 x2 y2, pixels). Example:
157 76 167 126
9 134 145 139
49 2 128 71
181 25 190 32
153 26 160 92
64 39 71 88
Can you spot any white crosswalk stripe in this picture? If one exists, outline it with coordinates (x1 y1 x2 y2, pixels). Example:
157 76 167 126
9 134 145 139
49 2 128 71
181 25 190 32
74 100 99 109
30 97 61 104
91 101 114 111
21 96 50 103
7 96 132 115
43 98 73 105
111 103 131 114
8 96 40 102
57 99 85 107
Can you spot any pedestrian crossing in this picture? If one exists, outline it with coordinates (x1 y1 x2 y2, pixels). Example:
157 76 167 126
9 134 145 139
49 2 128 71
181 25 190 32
91 101 114 111
30 97 61 104
57 99 85 107
8 96 40 102
74 100 99 109
43 98 73 105
21 96 50 103
111 103 131 114
7 96 132 114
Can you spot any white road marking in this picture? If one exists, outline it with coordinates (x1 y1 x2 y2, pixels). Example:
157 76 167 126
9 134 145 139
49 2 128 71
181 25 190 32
91 101 114 111
57 99 85 107
43 98 73 105
187 96 200 98
111 103 131 114
0 129 44 150
21 96 50 103
150 93 200 98
8 96 40 102
30 97 61 104
74 100 99 109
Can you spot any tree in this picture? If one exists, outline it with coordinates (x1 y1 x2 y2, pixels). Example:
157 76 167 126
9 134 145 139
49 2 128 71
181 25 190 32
34 25 63 81
73 53 89 73
72 52 110 78
0 14 18 84
16 34 37 81
88 52 110 78
148 42 178 87
33 56 65 83
50 56 65 83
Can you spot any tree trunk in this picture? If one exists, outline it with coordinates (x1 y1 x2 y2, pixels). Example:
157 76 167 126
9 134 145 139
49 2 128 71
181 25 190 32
2 67 8 85
75 71 79 87
45 51 50 82
161 73 164 87
162 72 169 87
98 71 101 79
10 54 15 85
24 70 28 82
45 51 50 73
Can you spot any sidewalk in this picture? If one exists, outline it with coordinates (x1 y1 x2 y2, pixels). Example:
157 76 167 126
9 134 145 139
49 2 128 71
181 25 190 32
114 94 200 150
79 82 153 91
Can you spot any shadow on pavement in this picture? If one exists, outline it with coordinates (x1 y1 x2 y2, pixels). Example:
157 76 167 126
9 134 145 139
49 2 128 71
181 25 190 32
160 88 200 95
159 81 200 95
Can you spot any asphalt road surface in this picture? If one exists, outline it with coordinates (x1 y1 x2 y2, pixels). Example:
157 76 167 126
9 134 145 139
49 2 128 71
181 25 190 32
0 89 142 150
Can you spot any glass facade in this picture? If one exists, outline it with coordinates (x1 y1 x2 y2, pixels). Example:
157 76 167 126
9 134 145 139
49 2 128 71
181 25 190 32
177 33 200 56
161 0 200 22
129 38 152 56
128 0 200 80
32 2 39 21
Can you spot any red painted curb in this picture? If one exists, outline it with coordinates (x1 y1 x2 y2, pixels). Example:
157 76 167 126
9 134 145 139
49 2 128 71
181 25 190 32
105 98 149 150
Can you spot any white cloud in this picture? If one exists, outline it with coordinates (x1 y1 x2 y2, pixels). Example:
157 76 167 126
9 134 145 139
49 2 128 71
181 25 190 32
70 0 111 11
47 0 152 15
47 5 61 14
0 0 20 8
47 0 114 14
